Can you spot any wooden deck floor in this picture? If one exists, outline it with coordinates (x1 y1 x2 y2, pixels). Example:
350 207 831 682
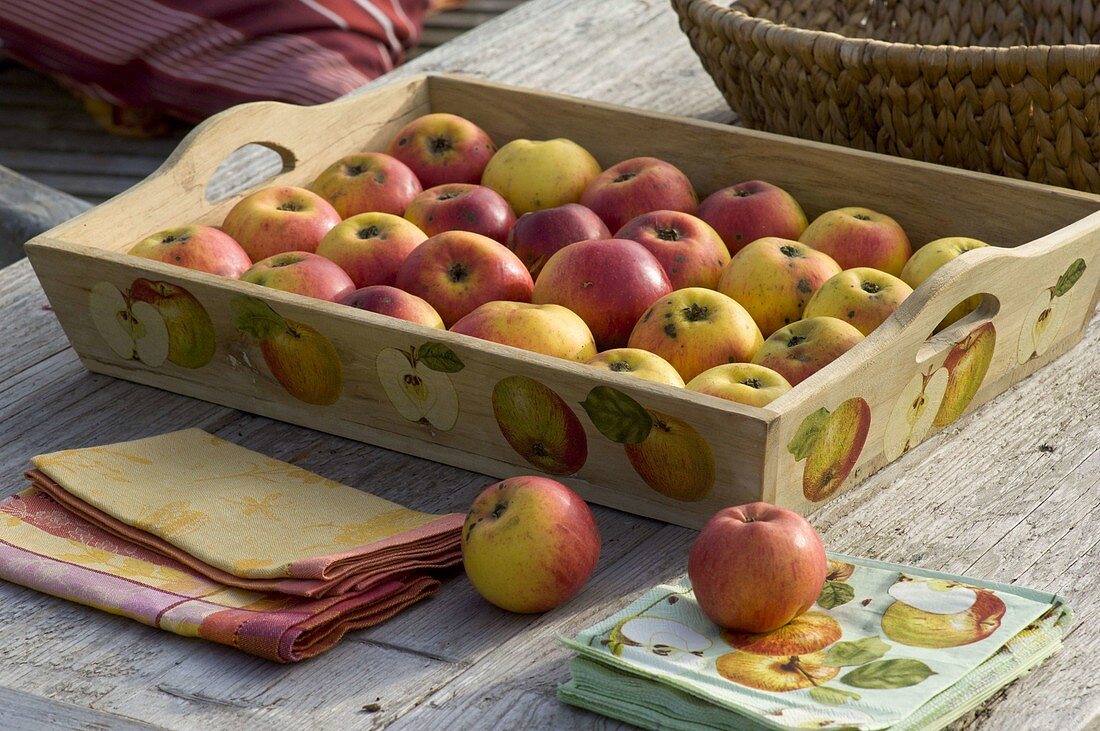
0 0 526 205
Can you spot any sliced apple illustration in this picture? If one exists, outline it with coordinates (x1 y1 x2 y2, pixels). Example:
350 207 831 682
716 650 839 692
231 296 343 405
581 386 715 501
881 574 1006 648
129 279 216 369
1017 258 1087 364
720 610 841 655
606 616 711 672
882 367 949 461
934 321 996 427
788 397 871 503
765 706 873 728
888 574 977 614
492 376 587 475
89 281 170 366
376 342 462 431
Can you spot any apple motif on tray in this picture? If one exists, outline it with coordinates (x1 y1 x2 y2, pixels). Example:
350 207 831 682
375 342 463 432
1017 258 1086 364
883 367 949 462
934 321 996 427
492 375 587 475
787 397 871 503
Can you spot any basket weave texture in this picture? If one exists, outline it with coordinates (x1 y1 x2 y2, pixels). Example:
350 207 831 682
672 0 1100 192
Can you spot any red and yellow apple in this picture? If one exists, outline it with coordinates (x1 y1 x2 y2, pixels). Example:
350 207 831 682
241 251 355 302
314 212 427 288
901 236 990 328
695 180 807 256
339 285 444 329
615 210 730 289
307 151 422 218
934 321 996 427
129 225 252 278
625 411 716 502
881 575 1006 648
451 301 596 361
507 203 610 277
386 112 495 188
403 183 517 242
395 230 534 326
585 348 685 387
686 363 791 407
717 237 842 337
221 186 341 261
462 476 600 613
481 138 602 215
688 502 827 632
753 316 864 386
628 287 763 382
800 207 912 276
721 611 841 655
533 238 672 349
804 267 914 336
580 157 697 232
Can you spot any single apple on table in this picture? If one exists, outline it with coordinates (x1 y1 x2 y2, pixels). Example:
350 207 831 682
462 476 600 613
800 207 913 276
752 316 865 386
315 212 427 289
403 183 516 242
129 225 252 278
686 362 791 407
481 137 602 215
803 267 914 336
580 157 697 232
900 236 989 328
129 279 217 369
241 251 355 302
688 502 827 632
788 396 872 502
507 203 610 278
492 376 588 475
934 321 996 427
695 180 808 256
451 301 596 362
627 287 764 382
717 237 841 337
881 574 1006 648
532 238 672 350
307 151 423 218
585 348 685 387
386 112 496 188
339 285 444 329
221 186 341 261
615 210 730 289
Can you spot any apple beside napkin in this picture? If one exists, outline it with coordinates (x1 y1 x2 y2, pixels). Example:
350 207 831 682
0 429 464 662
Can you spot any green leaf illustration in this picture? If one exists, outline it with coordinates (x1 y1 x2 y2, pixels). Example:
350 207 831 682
809 686 860 705
579 386 653 444
230 296 287 340
817 580 856 610
825 636 890 667
417 341 464 373
841 659 936 689
1053 258 1086 297
787 407 831 461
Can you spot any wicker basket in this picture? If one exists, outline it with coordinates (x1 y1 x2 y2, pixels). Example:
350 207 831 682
672 0 1100 192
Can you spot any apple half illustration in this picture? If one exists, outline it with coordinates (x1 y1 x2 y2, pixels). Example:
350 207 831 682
606 616 711 672
231 296 343 405
881 574 1006 649
883 366 949 461
376 341 462 431
581 386 715 501
787 397 871 503
1017 258 1087 364
492 376 587 475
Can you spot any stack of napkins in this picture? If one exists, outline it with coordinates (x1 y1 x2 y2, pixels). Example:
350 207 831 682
560 555 1069 730
0 429 464 662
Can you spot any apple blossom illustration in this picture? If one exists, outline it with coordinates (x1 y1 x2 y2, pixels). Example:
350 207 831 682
881 574 1006 649
492 376 587 475
934 321 996 427
883 366 949 461
231 296 343 405
580 385 715 501
89 279 216 369
787 397 871 503
1017 258 1087 364
376 341 462 432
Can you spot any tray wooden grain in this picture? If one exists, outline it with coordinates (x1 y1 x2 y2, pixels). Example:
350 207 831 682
24 74 1100 527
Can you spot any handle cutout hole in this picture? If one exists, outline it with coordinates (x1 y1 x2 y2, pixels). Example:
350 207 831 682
205 143 296 204
916 293 1000 364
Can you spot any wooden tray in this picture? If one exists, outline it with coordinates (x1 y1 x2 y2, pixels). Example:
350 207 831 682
24 75 1100 528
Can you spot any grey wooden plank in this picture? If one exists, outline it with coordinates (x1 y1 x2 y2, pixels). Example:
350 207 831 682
0 166 89 266
0 684 163 731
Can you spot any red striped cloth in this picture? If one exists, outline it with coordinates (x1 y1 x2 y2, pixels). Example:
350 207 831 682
0 0 433 122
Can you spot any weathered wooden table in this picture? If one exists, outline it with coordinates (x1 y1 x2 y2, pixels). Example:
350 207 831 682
1 1 1097 728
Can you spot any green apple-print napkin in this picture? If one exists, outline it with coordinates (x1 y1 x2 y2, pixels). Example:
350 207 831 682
559 554 1069 730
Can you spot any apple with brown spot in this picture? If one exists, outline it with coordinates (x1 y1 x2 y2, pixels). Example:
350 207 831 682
129 225 252 278
339 285 444 329
221 186 340 261
386 112 496 188
616 210 730 289
308 151 422 218
580 156 697 232
315 212 427 289
242 251 355 302
403 183 516 242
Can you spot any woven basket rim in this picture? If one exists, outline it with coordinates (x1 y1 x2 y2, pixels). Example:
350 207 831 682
678 0 1100 56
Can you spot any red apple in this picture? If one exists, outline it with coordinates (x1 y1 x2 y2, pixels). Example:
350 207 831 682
314 212 427 288
308 151 422 218
799 207 913 276
241 251 355 302
616 210 730 289
221 186 341 261
339 285 444 329
386 112 496 188
533 238 673 350
403 183 516 242
395 230 534 326
462 476 600 613
696 180 808 256
580 156 697 232
689 502 827 632
128 225 252 278
507 203 610 277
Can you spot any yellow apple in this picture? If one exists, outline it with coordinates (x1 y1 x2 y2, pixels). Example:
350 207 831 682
452 301 596 362
585 348 685 387
900 236 989 328
716 650 838 692
624 410 715 501
934 321 996 427
686 363 791 407
804 267 914 336
788 397 872 502
481 138 602 215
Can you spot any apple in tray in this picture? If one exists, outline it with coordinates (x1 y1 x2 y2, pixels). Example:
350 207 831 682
386 112 496 188
451 301 596 362
481 137 602 215
800 207 913 276
585 348 684 387
580 157 697 232
221 186 341 261
308 151 423 218
686 363 791 408
507 203 610 277
242 252 355 303
340 285 444 329
696 180 808 256
616 210 730 290
315 212 427 289
129 225 252 278
803 267 913 336
403 183 516 242
753 316 864 386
